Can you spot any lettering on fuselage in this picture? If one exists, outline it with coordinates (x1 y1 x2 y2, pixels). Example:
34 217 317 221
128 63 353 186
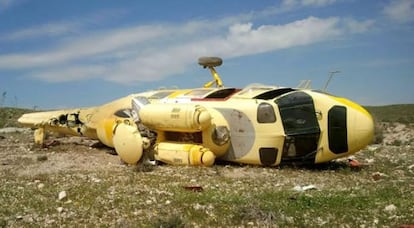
170 107 181 119
173 158 183 164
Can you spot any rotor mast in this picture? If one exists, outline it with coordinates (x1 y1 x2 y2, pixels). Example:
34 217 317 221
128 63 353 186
198 57 224 88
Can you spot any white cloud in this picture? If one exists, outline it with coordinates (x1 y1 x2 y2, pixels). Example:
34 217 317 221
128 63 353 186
0 2 376 86
197 17 341 60
282 0 337 8
301 0 337 7
105 17 342 84
1 9 128 41
343 18 375 33
383 0 414 23
32 65 107 82
1 21 81 41
0 25 172 69
0 22 77 41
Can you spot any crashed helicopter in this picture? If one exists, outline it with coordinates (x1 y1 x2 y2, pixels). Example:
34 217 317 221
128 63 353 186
18 57 374 167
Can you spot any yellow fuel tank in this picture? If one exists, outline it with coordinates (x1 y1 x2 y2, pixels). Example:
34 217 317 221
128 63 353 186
139 104 211 132
155 142 215 166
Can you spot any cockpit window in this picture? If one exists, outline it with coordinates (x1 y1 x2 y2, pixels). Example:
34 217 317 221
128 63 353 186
257 103 276 123
276 92 320 135
114 109 132 118
254 88 295 100
328 106 348 154
205 88 237 99
149 91 175 99
184 89 214 98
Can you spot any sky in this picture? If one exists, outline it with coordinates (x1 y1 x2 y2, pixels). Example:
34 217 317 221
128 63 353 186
0 0 413 109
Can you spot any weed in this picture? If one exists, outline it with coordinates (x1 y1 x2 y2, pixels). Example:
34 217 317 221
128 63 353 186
151 215 185 228
0 105 413 227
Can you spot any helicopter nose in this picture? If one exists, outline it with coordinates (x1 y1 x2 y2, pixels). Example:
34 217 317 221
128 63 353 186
348 105 374 152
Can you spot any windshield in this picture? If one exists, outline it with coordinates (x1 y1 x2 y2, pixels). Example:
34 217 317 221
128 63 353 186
276 91 320 135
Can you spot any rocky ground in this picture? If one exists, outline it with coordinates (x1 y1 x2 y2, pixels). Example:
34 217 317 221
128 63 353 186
380 122 414 146
0 123 413 227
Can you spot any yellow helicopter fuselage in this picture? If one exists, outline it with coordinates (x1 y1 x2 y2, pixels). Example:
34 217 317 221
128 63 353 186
19 85 374 166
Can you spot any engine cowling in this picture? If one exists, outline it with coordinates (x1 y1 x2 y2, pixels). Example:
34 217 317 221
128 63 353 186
96 118 117 147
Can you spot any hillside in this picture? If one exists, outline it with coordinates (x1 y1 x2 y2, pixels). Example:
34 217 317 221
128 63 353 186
0 107 35 128
365 104 414 124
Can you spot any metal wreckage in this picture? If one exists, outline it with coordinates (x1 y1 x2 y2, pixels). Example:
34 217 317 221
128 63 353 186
18 57 374 166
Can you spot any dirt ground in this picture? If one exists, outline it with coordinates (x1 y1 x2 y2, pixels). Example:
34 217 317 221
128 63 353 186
1 123 412 179
0 124 413 227
0 131 121 175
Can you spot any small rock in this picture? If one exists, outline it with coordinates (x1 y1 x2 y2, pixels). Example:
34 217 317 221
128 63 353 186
283 215 294 224
133 210 142 216
293 185 317 192
37 183 45 189
45 218 56 224
57 207 64 213
0 127 30 134
58 191 67 201
384 204 397 214
37 155 48 162
367 145 379 151
372 172 388 181
165 200 171 205
365 158 375 164
183 185 203 192
23 215 34 223
116 218 126 226
91 177 101 183
193 203 204 210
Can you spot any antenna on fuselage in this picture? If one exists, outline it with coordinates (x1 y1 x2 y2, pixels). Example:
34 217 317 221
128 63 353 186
297 80 312 89
198 57 224 88
323 70 340 92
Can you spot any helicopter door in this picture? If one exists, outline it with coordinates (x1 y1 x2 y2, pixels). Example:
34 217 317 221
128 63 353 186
275 92 321 161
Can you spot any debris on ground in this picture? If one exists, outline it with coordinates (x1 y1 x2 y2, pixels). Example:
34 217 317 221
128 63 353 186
292 184 317 192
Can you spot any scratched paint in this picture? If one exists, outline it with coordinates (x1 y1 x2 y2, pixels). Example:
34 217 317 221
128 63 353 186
217 108 255 160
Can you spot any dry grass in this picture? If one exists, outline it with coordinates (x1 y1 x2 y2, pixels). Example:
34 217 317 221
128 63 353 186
0 131 413 227
0 105 413 227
